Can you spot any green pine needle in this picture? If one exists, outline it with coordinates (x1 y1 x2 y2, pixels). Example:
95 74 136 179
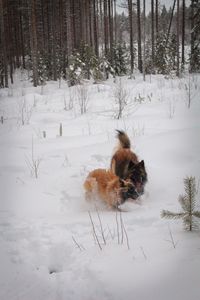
161 176 200 231
161 210 186 219
193 211 200 218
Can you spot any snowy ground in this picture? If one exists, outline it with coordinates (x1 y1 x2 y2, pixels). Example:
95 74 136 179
0 71 200 300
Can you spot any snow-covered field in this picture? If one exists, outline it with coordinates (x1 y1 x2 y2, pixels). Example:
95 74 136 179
0 71 200 300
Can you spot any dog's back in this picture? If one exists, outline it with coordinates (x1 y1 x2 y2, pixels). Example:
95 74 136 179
111 130 138 178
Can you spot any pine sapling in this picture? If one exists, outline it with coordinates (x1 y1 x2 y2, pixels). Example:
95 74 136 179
161 177 200 231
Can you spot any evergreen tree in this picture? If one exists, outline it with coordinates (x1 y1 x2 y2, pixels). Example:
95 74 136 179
66 52 84 86
37 51 49 85
145 39 153 74
113 42 128 76
154 33 178 75
161 177 200 231
91 56 104 83
79 43 96 80
154 34 168 74
99 55 115 80
167 33 178 73
190 0 200 72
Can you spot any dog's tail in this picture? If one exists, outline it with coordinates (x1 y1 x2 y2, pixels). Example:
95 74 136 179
116 130 131 149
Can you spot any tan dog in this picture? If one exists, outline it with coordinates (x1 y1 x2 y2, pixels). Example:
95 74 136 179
111 130 147 197
84 168 137 208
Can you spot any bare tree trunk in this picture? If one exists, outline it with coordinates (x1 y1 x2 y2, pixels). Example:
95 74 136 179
176 0 180 76
143 0 146 81
6 3 14 84
114 0 117 44
165 0 176 49
89 0 93 47
181 0 185 68
104 0 109 57
66 0 72 56
29 0 39 87
93 0 99 57
151 0 155 72
155 0 159 38
19 4 26 69
108 0 114 64
0 0 8 87
190 0 195 72
99 0 104 52
52 0 57 81
128 0 134 75
137 0 142 72
70 0 75 50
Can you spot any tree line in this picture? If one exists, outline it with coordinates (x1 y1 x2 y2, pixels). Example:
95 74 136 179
0 0 199 88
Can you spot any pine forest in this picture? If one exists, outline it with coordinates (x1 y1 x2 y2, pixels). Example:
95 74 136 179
0 0 200 88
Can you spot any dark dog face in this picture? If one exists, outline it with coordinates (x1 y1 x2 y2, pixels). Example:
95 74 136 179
127 160 147 196
119 179 139 203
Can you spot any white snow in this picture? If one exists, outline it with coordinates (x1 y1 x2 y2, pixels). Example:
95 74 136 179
0 71 200 300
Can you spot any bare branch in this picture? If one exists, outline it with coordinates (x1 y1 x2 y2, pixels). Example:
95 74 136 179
95 205 106 245
88 211 102 250
72 236 85 251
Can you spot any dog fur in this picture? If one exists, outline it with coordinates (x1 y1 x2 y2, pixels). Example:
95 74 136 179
84 168 137 208
111 130 147 196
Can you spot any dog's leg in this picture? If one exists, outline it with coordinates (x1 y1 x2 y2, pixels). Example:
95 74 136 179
84 177 98 202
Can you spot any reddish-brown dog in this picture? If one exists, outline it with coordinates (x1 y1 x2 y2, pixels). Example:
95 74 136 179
84 168 137 208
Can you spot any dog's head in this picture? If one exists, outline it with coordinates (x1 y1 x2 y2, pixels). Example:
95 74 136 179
127 160 147 196
119 179 139 203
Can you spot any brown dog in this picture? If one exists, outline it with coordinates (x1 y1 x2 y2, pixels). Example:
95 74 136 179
111 130 147 196
84 168 138 208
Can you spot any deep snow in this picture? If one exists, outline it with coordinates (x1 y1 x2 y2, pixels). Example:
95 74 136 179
0 71 200 300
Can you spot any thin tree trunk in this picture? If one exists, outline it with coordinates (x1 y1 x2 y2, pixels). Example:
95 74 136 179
165 0 176 49
151 0 155 72
190 0 195 72
100 0 104 53
93 0 99 57
143 0 146 81
181 0 185 67
128 0 134 75
108 0 114 64
114 0 117 44
89 0 93 47
52 0 57 81
137 0 142 72
155 0 159 38
104 0 109 57
29 0 38 87
0 0 8 87
176 0 180 76
19 5 26 69
7 1 14 84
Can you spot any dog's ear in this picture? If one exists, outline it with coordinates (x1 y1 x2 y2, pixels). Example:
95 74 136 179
139 160 145 168
128 160 136 170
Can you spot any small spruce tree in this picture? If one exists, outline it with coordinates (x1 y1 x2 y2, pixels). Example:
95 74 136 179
37 51 49 85
190 48 200 73
99 55 115 80
66 52 84 86
167 33 177 74
154 34 168 74
79 42 95 80
113 42 128 76
161 177 200 231
92 56 104 83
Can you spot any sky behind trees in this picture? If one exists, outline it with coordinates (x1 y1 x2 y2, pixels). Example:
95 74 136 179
117 0 190 13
